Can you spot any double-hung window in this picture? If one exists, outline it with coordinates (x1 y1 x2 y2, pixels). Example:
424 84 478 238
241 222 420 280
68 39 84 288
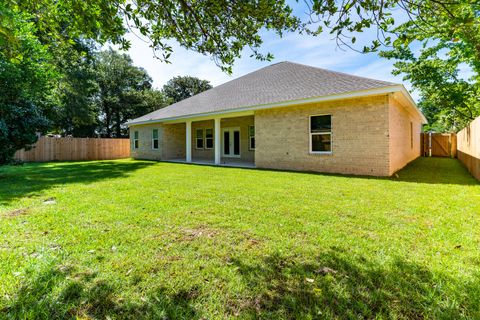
152 129 159 150
249 125 255 150
310 115 332 153
133 131 139 149
196 128 204 149
205 128 213 149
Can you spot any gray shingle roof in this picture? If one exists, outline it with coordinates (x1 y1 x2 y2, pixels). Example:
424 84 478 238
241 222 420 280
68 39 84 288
129 61 396 124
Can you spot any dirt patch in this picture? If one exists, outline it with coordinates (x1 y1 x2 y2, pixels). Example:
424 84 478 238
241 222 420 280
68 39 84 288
226 297 262 317
5 208 29 217
179 225 219 241
246 238 262 247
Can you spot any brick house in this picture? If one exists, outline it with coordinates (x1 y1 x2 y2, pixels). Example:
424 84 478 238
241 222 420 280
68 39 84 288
127 62 426 176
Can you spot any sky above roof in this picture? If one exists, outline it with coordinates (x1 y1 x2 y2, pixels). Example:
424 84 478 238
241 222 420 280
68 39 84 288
112 1 421 100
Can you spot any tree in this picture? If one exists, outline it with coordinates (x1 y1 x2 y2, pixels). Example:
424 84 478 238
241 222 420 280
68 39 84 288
52 43 100 137
162 76 212 103
380 45 479 131
0 7 55 164
306 1 480 130
6 0 300 73
95 49 169 137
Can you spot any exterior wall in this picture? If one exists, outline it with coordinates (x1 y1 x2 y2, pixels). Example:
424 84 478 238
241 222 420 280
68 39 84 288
388 96 422 174
130 95 421 176
164 123 186 160
129 116 254 162
130 123 185 160
220 116 255 163
255 95 391 176
192 120 214 160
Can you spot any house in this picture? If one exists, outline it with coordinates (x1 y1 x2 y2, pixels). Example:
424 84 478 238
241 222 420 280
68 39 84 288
127 62 427 176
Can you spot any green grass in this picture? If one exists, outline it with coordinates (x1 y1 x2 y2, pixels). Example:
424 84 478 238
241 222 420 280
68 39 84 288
0 158 479 319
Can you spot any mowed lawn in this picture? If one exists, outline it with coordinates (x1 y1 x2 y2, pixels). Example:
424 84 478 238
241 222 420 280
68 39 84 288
0 158 479 319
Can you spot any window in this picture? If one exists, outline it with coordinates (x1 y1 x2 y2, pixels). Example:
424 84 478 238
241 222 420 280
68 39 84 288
249 125 255 150
310 115 331 153
195 128 204 149
152 129 159 150
205 128 213 149
133 131 139 149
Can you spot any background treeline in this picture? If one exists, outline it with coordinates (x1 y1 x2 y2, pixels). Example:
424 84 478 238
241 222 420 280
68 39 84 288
51 47 212 139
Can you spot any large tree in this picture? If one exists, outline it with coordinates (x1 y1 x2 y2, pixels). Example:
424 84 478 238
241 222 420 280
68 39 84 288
306 0 480 130
6 0 300 72
162 76 212 103
52 43 100 137
95 49 169 137
0 6 55 164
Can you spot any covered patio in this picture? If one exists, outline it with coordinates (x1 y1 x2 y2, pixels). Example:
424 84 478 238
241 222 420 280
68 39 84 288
163 114 255 168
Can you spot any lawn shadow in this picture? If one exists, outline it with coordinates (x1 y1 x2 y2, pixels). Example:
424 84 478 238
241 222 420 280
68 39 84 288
390 157 478 186
2 251 478 319
228 249 479 318
0 160 154 206
1 264 199 320
194 157 478 186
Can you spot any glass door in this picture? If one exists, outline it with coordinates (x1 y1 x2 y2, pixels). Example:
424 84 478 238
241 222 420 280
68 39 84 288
222 127 240 158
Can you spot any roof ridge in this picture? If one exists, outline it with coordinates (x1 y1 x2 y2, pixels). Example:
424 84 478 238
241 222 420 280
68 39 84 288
279 61 397 85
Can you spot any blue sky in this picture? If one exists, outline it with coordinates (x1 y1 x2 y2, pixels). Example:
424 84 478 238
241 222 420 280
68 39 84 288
117 1 420 99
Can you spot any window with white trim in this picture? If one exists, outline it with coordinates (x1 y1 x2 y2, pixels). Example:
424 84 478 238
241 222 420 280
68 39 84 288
152 129 159 150
195 128 204 149
249 125 255 150
310 115 331 153
133 131 139 149
205 128 213 149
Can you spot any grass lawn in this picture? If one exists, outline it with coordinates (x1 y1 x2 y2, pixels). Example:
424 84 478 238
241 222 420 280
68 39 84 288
0 158 479 319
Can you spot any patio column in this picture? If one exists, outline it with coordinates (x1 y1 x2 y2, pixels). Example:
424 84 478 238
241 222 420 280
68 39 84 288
186 120 192 162
214 117 221 165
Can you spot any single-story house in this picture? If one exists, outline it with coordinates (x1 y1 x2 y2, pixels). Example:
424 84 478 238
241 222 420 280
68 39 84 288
127 61 427 176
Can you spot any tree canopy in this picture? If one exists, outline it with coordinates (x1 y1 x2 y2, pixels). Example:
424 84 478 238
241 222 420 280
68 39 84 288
4 0 300 73
0 8 55 163
162 76 212 104
306 0 480 130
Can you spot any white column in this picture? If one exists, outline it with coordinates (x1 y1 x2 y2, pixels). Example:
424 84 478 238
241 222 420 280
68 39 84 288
214 118 221 165
186 120 192 162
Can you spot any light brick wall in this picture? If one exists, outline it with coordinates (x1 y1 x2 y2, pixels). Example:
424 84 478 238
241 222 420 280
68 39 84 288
192 120 214 160
190 116 254 162
129 116 254 162
164 123 186 160
220 116 255 163
130 122 185 160
254 95 391 176
130 95 421 176
388 96 422 174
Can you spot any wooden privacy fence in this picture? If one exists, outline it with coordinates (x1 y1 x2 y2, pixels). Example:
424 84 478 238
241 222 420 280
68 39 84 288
421 133 457 158
457 116 480 180
14 136 130 162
